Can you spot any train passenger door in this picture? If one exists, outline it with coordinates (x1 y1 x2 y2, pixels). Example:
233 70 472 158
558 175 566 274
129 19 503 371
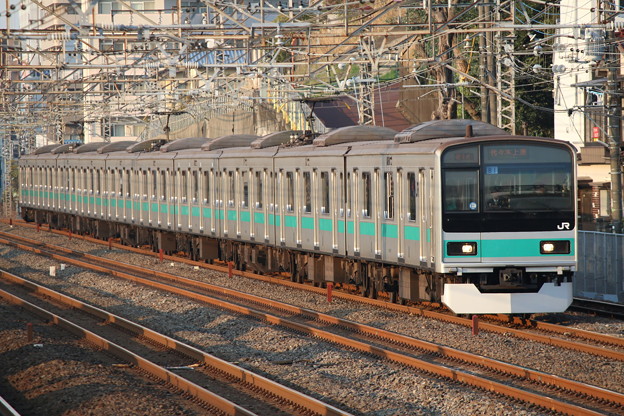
419 169 430 266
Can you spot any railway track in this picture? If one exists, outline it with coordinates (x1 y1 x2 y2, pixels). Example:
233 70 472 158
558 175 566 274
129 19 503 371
0 228 622 415
0 269 350 416
1 222 623 360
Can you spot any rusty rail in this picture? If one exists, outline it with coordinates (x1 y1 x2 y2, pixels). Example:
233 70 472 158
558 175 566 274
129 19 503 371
0 271 352 416
0 231 621 415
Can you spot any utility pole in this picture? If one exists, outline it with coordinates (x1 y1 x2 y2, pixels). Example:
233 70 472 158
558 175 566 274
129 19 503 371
606 28 623 233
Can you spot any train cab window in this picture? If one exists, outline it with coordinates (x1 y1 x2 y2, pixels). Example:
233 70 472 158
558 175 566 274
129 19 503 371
241 170 249 208
407 172 417 221
302 172 311 213
383 171 394 220
286 171 294 213
255 171 263 209
362 171 372 218
203 171 210 204
443 170 478 212
321 171 330 214
192 171 199 203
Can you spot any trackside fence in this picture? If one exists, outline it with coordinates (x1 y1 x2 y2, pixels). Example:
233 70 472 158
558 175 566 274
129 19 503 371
576 231 624 303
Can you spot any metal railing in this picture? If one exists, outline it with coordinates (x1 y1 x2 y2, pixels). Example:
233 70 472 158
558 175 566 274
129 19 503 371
576 231 624 303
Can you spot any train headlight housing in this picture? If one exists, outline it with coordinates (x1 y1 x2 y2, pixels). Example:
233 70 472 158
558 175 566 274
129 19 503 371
447 242 477 256
540 240 570 254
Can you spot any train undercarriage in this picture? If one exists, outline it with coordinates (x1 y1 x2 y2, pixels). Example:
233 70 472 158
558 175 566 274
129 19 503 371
21 207 446 306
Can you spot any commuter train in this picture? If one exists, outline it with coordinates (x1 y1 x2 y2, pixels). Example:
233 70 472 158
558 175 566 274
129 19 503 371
17 120 577 314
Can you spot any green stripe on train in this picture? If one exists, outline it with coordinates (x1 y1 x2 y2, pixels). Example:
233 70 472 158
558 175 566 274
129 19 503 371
443 238 575 258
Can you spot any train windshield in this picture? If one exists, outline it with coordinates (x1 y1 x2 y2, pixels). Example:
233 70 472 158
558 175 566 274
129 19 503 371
443 142 574 214
442 142 575 232
482 143 573 212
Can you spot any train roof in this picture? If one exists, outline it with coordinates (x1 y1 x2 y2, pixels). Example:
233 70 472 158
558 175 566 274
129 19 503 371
394 119 509 143
313 125 397 147
250 131 301 149
160 137 211 152
96 141 137 153
201 134 258 151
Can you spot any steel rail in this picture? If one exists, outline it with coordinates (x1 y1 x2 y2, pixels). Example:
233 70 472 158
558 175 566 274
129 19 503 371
0 286 256 416
2 221 624 358
0 231 617 415
0 395 21 416
0 271 351 416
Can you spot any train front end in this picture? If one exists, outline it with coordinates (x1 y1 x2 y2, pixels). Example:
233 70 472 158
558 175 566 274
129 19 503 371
439 139 577 314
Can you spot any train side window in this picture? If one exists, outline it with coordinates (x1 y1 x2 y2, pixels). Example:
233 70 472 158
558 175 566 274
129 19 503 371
407 172 417 221
286 171 294 213
383 171 394 220
255 171 263 209
303 171 311 213
241 170 249 208
362 171 371 218
203 171 210 205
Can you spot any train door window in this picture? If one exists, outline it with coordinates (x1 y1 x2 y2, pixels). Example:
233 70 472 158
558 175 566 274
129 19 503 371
118 169 124 197
96 170 101 195
407 172 417 221
203 171 210 204
89 169 94 194
192 170 199 203
337 171 344 217
142 170 148 200
181 170 188 203
346 172 352 217
151 170 157 200
362 171 372 218
241 170 249 208
443 170 478 212
127 169 133 198
383 171 394 220
303 171 311 213
160 171 166 200
286 171 294 212
255 171 263 208
227 170 235 207
321 171 330 214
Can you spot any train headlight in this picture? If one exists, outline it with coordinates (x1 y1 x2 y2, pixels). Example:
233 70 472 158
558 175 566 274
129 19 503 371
540 240 570 254
447 242 477 256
